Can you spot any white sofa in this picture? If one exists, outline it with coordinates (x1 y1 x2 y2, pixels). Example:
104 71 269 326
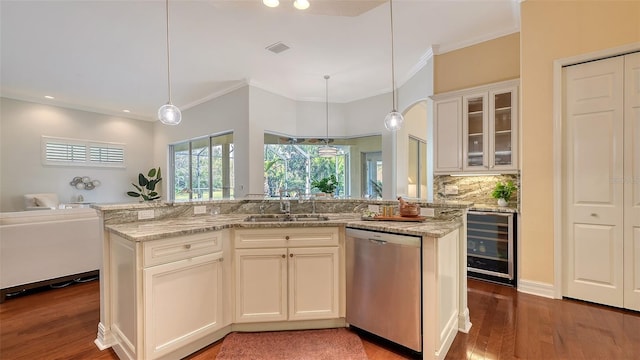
23 193 60 210
0 207 100 301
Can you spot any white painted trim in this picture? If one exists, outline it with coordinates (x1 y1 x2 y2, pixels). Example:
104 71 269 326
435 28 520 56
431 78 520 100
403 47 435 86
517 279 555 299
94 322 116 350
180 81 249 110
552 42 640 301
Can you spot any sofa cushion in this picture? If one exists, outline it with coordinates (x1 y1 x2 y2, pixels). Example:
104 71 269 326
24 193 59 209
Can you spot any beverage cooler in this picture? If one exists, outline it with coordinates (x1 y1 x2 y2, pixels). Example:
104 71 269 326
467 211 516 286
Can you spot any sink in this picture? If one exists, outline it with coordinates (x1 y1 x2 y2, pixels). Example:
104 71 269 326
244 214 329 222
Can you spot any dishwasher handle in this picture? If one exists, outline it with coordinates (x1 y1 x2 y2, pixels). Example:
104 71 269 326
368 238 387 245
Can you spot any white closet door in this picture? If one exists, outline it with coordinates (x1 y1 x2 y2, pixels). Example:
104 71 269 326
563 56 625 307
624 52 640 311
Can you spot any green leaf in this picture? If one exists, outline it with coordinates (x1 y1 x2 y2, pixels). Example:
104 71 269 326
141 194 149 201
132 183 142 192
157 167 162 179
138 173 149 187
127 191 141 198
148 168 157 178
148 192 158 197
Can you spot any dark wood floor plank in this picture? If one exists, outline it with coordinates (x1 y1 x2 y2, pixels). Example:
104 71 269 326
1 278 639 360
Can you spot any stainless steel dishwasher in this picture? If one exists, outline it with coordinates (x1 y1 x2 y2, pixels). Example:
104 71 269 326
345 227 422 353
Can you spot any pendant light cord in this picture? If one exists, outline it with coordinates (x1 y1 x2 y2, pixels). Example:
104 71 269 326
165 0 173 104
325 75 330 145
389 0 397 112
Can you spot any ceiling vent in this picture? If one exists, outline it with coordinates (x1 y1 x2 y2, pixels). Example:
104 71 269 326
266 42 290 54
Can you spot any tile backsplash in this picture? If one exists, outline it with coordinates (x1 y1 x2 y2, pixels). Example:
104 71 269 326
433 173 520 208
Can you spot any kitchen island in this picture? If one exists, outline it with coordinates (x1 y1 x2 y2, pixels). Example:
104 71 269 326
92 200 471 360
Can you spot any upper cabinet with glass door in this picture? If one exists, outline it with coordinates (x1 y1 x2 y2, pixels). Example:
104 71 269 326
433 79 519 174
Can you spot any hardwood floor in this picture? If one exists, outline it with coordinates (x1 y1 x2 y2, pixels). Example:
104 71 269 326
1 278 638 359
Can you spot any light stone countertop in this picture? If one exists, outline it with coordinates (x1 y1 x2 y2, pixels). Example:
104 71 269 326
106 213 463 242
469 204 519 213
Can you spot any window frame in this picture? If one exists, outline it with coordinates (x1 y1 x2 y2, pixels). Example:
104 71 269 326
41 135 125 168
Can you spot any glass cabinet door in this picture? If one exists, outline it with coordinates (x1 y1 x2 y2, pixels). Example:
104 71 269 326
463 94 488 170
489 87 518 170
493 92 512 166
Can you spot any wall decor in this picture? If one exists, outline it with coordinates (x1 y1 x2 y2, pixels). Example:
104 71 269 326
70 176 101 190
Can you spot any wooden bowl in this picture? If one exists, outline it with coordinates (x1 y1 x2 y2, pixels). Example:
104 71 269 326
399 203 420 217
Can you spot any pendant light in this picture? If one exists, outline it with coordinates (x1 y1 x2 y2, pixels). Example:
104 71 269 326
383 0 403 131
319 75 338 157
158 0 182 125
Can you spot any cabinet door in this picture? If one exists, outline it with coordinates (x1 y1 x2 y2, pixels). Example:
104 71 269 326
489 86 518 171
143 252 223 359
434 97 463 173
234 248 287 323
463 92 489 171
288 247 340 320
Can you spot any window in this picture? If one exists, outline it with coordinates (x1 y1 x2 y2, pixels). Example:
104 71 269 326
263 134 381 198
408 136 427 198
42 136 125 167
170 132 234 201
362 151 383 198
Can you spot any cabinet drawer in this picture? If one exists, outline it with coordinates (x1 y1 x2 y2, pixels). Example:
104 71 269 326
143 231 225 267
234 227 339 248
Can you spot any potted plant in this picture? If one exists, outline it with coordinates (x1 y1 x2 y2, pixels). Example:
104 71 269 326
127 167 162 201
491 180 517 207
311 174 338 197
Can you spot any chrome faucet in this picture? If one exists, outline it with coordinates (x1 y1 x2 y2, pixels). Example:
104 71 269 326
279 189 291 214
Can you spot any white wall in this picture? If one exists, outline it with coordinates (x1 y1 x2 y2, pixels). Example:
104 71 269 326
0 98 154 211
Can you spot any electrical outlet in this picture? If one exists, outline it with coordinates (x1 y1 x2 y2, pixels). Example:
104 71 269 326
368 205 380 213
420 207 435 217
137 209 154 220
194 205 206 215
444 185 459 195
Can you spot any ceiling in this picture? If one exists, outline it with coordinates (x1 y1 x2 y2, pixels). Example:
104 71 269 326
0 0 520 122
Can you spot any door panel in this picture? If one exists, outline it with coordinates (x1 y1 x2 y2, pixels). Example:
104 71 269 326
572 112 618 206
573 224 617 286
288 247 339 320
434 98 463 172
563 56 624 308
234 248 287 322
624 52 640 311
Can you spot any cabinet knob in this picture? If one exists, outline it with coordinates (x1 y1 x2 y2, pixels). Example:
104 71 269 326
289 253 293 258
285 235 290 240
282 254 286 258
184 244 191 249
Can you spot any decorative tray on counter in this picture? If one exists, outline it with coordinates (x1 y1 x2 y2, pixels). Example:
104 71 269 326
362 215 427 222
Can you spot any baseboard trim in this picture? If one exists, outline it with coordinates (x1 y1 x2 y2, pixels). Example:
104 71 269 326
517 279 556 299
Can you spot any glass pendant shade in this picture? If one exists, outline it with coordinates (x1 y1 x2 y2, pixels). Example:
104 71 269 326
263 0 280 7
384 110 404 131
158 103 182 125
319 145 338 157
293 0 310 10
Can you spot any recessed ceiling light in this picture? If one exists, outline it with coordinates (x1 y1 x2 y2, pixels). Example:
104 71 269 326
263 0 279 8
122 109 131 113
293 0 309 10
44 95 54 99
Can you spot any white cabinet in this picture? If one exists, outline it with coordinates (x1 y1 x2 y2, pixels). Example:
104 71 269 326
143 253 223 359
109 230 230 360
433 97 463 172
234 228 340 323
433 79 519 174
